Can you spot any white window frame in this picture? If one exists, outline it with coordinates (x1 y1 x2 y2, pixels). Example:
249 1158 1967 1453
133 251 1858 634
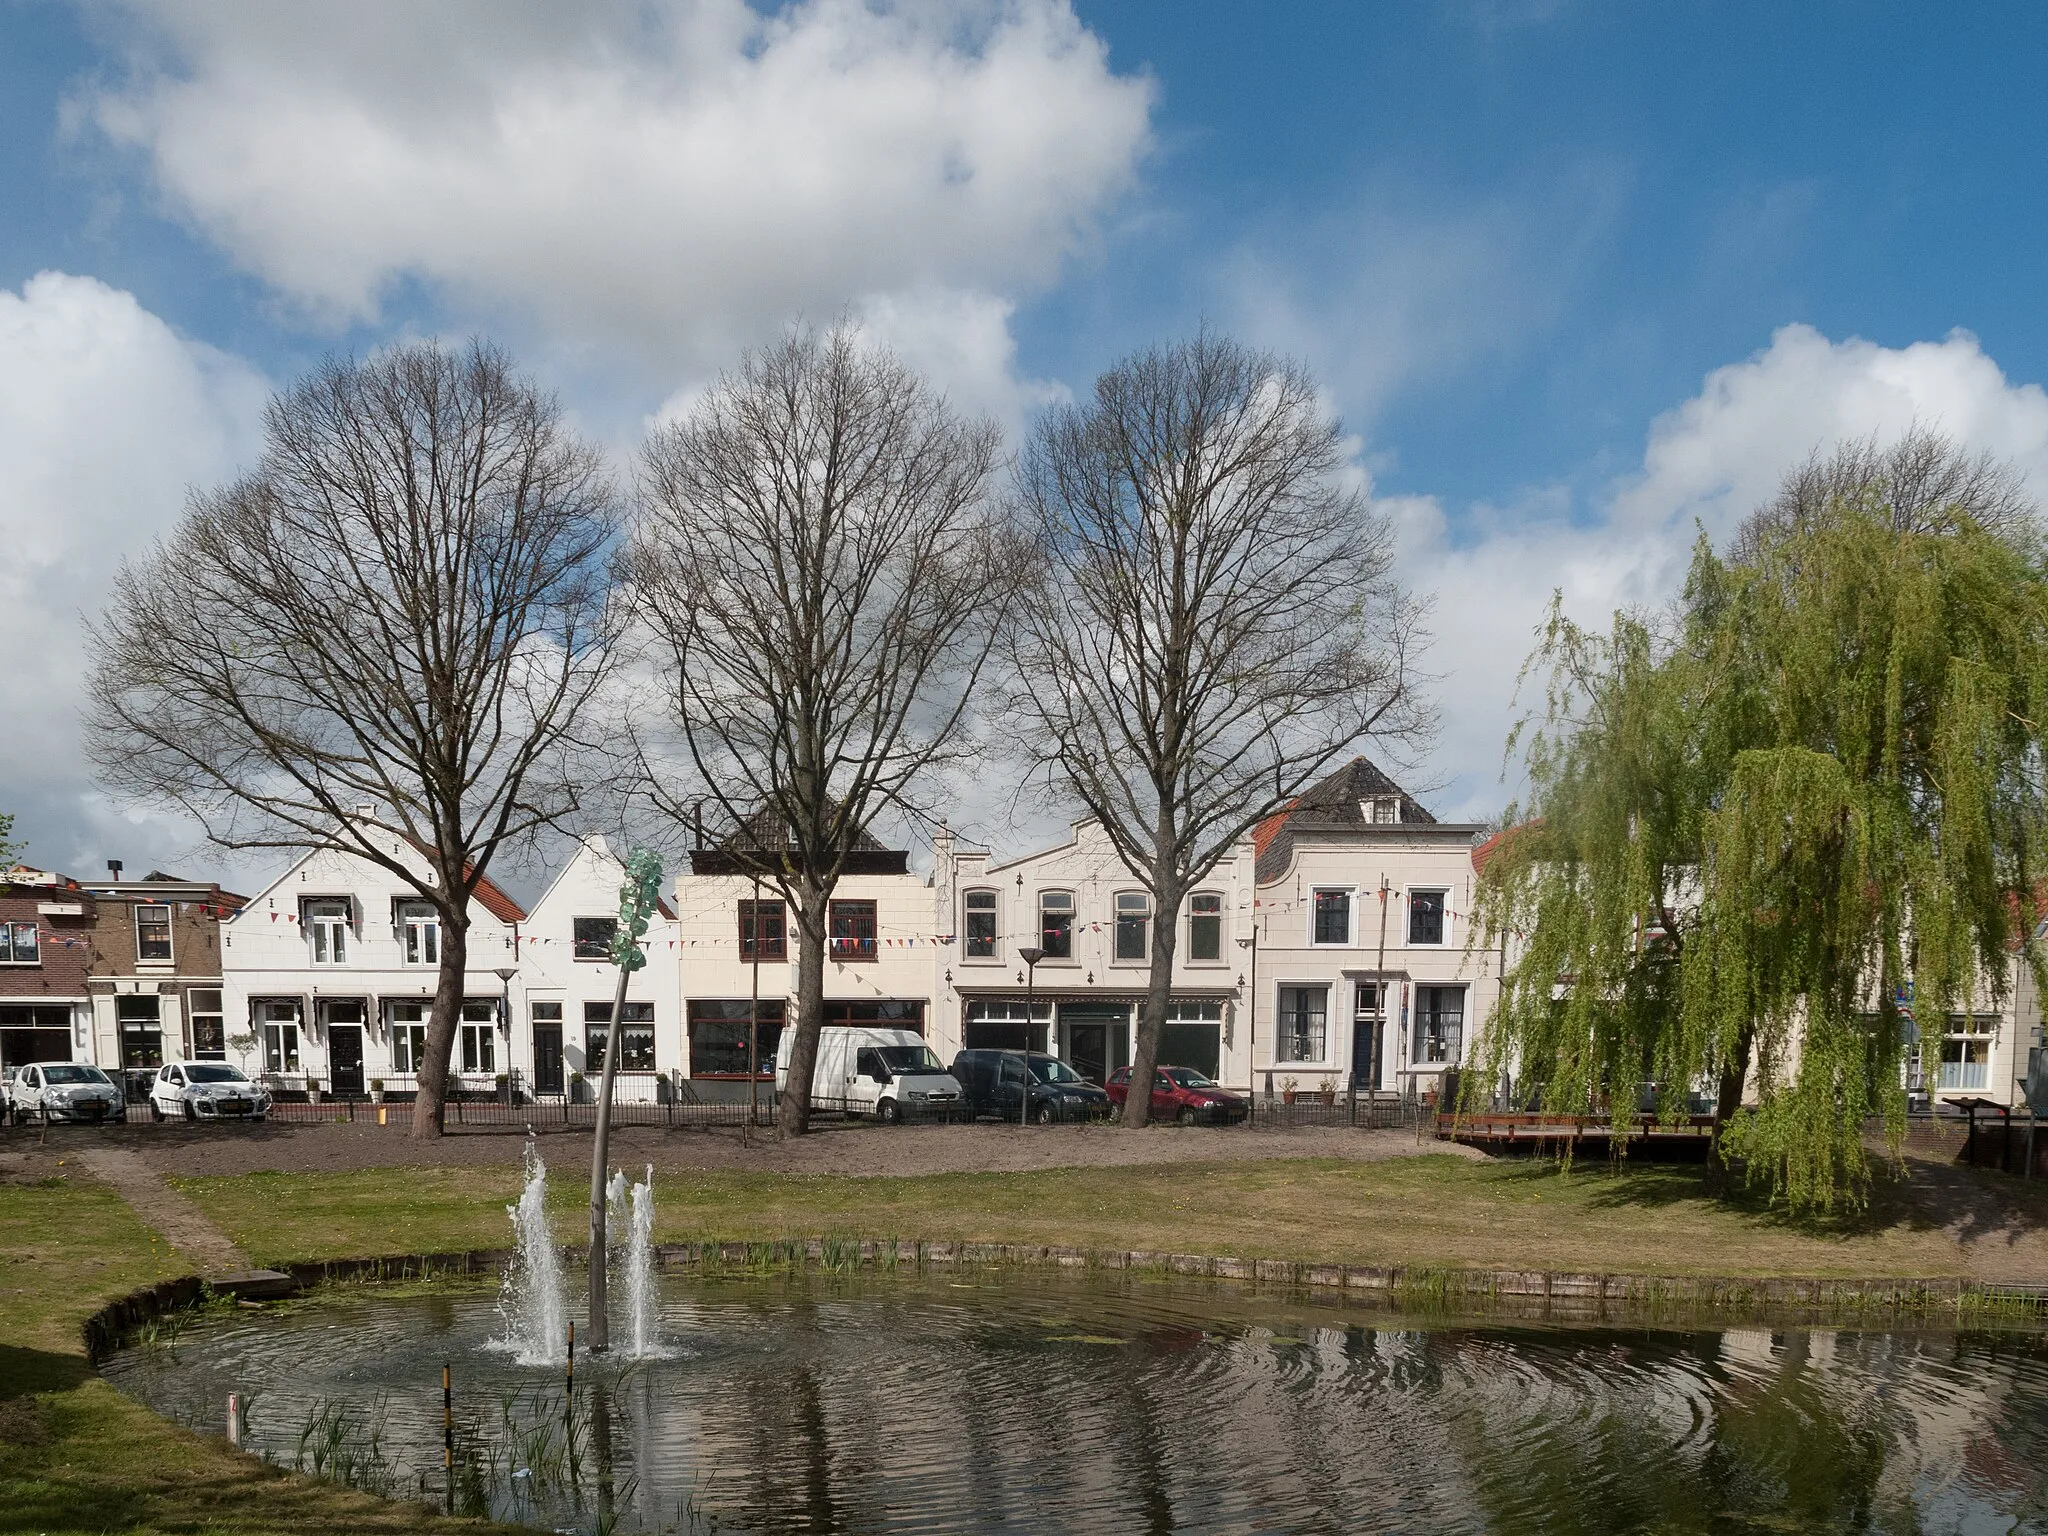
963 888 1000 962
1407 888 1449 947
1412 984 1465 1065
1113 891 1151 964
1 921 39 965
458 1000 496 1075
389 1001 429 1076
1186 891 1226 963
1310 887 1354 947
135 903 174 963
305 898 351 965
1039 890 1076 960
1275 984 1330 1065
398 902 440 967
260 1000 301 1074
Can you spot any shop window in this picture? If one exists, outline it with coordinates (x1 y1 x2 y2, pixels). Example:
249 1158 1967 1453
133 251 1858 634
687 998 784 1076
584 1000 654 1072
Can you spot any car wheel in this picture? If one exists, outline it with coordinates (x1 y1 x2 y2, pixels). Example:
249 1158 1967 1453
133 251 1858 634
877 1098 902 1125
182 1099 197 1123
150 1097 165 1122
1178 1106 1199 1127
1034 1102 1056 1126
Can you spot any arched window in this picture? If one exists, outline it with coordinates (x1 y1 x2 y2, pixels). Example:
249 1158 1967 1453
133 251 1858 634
964 889 998 959
1114 891 1151 962
1187 891 1224 961
1039 891 1075 958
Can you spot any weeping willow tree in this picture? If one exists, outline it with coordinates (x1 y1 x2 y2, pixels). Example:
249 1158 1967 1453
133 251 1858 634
1473 442 2048 1209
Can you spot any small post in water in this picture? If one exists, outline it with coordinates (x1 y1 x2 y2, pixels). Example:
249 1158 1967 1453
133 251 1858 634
442 1362 454 1510
226 1391 241 1448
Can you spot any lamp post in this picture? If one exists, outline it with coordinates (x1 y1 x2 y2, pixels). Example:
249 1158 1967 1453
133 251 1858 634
1017 946 1044 1128
494 967 517 1103
1237 928 1258 1127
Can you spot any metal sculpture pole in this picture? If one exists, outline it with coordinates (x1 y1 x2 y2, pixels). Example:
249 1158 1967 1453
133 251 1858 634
587 848 664 1352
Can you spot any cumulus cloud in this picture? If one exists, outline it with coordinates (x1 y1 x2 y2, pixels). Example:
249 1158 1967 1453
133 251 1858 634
0 271 268 876
78 0 1153 389
1405 324 2048 823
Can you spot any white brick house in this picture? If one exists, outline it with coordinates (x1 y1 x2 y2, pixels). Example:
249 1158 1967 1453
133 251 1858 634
1250 758 1499 1101
933 818 1259 1086
220 837 525 1098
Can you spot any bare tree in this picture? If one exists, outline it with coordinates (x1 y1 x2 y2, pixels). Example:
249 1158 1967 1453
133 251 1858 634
1734 423 2036 558
628 326 1008 1134
85 340 619 1138
1009 332 1432 1126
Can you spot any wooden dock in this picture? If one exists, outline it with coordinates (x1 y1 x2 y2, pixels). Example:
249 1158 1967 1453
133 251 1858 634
1436 1111 1719 1155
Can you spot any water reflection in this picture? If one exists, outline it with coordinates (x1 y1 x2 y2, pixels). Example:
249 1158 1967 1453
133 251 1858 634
103 1272 2048 1534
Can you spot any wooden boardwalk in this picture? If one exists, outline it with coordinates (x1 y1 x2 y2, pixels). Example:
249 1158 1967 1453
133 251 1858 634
1435 1111 1719 1153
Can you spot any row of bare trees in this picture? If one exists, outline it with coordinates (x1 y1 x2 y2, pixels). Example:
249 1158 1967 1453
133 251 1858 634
86 327 1431 1138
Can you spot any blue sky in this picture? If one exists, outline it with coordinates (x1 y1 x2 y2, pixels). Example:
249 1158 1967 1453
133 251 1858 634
6 1 2048 885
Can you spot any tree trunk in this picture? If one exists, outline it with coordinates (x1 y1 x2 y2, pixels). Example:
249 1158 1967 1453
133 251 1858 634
586 959 634 1351
410 908 468 1140
1705 1021 1756 1187
779 886 829 1136
1122 880 1181 1129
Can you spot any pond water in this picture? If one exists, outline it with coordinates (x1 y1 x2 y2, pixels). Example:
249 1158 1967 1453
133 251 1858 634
103 1271 2048 1535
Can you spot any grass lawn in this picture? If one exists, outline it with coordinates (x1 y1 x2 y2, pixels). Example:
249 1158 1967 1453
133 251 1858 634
174 1153 1969 1280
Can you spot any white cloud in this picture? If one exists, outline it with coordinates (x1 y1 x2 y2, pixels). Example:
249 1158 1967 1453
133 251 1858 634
79 0 1153 392
0 271 269 876
1405 324 2048 823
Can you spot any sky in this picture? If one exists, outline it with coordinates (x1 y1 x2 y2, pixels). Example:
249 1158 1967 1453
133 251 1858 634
6 0 2048 894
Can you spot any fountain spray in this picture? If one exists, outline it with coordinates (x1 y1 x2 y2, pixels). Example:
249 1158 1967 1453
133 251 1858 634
497 1137 568 1364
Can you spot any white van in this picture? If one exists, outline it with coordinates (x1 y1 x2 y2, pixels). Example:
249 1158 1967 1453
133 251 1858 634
774 1026 966 1123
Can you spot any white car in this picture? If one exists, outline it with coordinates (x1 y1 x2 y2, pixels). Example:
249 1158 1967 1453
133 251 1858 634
149 1061 271 1122
9 1061 128 1123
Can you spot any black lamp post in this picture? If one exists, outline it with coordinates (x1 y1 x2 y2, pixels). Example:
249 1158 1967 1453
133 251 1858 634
1237 929 1257 1127
494 967 517 1104
1017 945 1044 1127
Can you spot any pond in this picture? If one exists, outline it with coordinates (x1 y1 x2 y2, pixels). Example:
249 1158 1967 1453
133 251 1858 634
103 1271 2048 1534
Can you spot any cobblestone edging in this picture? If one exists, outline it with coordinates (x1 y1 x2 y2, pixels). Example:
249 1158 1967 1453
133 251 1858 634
86 1240 2037 1362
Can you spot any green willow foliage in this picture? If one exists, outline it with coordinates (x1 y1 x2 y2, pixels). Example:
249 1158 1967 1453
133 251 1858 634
1472 503 2048 1209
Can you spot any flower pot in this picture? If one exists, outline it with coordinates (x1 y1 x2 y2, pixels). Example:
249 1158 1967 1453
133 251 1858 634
1318 1089 1336 1106
1282 1090 1297 1105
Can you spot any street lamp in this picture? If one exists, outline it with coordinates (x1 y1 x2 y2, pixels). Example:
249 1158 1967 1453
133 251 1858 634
494 967 517 1104
1017 945 1045 1128
1236 929 1258 1127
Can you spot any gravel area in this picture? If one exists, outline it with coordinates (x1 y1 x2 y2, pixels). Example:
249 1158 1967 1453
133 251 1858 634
1 1117 1477 1180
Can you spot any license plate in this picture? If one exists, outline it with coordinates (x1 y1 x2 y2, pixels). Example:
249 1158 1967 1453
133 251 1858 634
219 1098 249 1113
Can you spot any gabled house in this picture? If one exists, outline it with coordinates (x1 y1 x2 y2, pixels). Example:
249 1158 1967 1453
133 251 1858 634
0 867 96 1071
78 864 243 1093
933 818 1259 1085
675 807 938 1098
516 834 679 1101
1250 758 1499 1100
220 835 525 1098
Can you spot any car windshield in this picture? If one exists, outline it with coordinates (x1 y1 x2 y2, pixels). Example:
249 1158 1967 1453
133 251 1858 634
1164 1068 1220 1089
43 1065 108 1085
1029 1055 1085 1085
876 1045 945 1075
185 1064 248 1084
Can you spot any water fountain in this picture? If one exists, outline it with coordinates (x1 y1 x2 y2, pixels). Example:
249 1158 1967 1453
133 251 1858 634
607 1164 661 1360
494 1139 568 1365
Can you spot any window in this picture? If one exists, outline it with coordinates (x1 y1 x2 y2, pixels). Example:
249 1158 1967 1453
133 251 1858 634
458 1000 497 1075
135 904 173 962
1039 891 1074 959
687 999 784 1076
1368 797 1401 825
822 999 925 1031
964 890 998 960
260 1000 301 1074
1160 1000 1223 1079
573 916 617 961
1939 1036 1991 1092
1114 892 1150 962
829 899 878 961
305 899 350 964
584 1000 654 1072
1413 985 1464 1064
399 902 440 966
1312 888 1351 946
962 998 1053 1053
1408 889 1447 946
738 900 786 961
1277 987 1328 1063
1 922 39 964
117 995 163 1068
1188 892 1223 962
389 1001 428 1075
187 989 225 1059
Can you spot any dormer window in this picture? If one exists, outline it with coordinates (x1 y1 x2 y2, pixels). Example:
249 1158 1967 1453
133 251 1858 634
399 902 440 965
305 899 350 964
1364 797 1401 825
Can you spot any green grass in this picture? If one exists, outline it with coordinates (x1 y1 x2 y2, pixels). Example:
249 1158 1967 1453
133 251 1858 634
175 1154 1971 1281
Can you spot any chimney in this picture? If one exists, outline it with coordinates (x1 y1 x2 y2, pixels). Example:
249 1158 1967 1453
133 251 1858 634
692 802 704 850
107 859 123 881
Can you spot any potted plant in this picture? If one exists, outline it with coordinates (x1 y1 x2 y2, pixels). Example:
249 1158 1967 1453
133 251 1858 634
306 1077 323 1106
570 1070 587 1105
1280 1075 1299 1106
494 1072 510 1105
1317 1079 1337 1106
369 1078 386 1105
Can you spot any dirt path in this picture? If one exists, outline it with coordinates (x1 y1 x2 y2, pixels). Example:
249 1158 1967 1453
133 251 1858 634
72 1146 252 1277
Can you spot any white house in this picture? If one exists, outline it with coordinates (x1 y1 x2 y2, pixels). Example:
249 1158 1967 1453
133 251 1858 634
1249 758 1498 1101
516 834 679 1101
220 835 525 1098
933 818 1260 1086
674 809 940 1098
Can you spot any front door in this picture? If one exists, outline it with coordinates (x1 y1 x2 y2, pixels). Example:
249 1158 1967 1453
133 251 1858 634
1352 981 1382 1092
1069 1024 1108 1085
329 1025 365 1096
534 1023 564 1096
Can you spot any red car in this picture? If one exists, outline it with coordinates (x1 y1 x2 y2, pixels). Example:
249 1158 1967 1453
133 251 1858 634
1106 1065 1249 1125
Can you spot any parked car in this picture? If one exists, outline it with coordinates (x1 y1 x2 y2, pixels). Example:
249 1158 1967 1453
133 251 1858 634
9 1061 127 1123
1107 1065 1249 1125
951 1049 1112 1124
774 1026 966 1123
148 1061 272 1122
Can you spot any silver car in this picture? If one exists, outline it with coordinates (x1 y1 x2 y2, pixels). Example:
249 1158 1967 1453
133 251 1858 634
10 1061 127 1123
149 1061 271 1122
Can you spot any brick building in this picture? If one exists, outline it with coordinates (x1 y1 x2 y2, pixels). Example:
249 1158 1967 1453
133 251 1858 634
79 866 243 1092
0 868 97 1070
